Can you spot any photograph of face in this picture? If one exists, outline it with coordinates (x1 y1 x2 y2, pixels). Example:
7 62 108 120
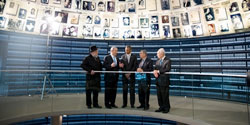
208 24 216 34
220 22 229 32
123 30 135 39
94 16 101 24
25 20 35 32
82 1 96 11
183 0 190 7
191 24 203 36
181 13 189 25
118 3 126 12
82 25 93 37
18 8 27 19
55 11 68 23
69 14 79 24
40 22 49 34
64 0 72 8
111 29 119 38
6 2 18 16
128 3 135 12
123 17 130 26
94 27 102 38
136 30 142 38
0 0 6 14
104 18 110 27
183 26 191 37
85 15 92 24
163 25 170 38
107 1 115 12
42 9 52 20
151 24 159 38
172 28 181 38
97 1 105 11
162 15 169 23
75 0 81 9
53 0 61 4
103 29 110 38
111 18 119 28
171 16 179 26
63 25 78 37
193 0 202 5
7 18 24 31
41 0 49 4
242 0 250 12
151 16 158 23
215 7 227 20
204 8 215 21
0 16 6 28
230 2 239 12
161 0 170 10
140 18 149 28
231 14 244 30
29 8 37 18
138 0 146 9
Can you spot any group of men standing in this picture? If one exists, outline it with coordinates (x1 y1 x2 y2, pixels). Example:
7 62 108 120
80 45 171 113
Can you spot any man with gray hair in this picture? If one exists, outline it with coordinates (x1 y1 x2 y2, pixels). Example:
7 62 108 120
153 48 171 113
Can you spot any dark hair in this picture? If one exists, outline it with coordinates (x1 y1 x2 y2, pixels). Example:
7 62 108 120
125 45 132 50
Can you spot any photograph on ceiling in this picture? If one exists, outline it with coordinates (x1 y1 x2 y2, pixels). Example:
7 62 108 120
181 12 189 25
245 13 250 28
55 11 68 23
127 0 134 2
151 16 158 23
204 8 215 21
28 8 38 19
130 17 139 28
94 15 101 24
29 0 36 2
183 26 192 37
220 22 229 32
0 16 6 28
40 22 49 34
140 18 149 28
104 18 110 27
215 7 227 20
162 15 169 23
75 0 81 9
41 0 49 4
41 9 52 20
171 16 179 26
18 8 27 19
111 18 119 28
172 28 181 38
123 29 135 39
83 1 96 11
97 1 105 12
6 1 19 16
7 18 24 31
208 24 216 34
111 29 119 38
229 2 239 13
242 0 250 12
53 0 61 4
172 0 181 9
118 3 126 12
0 0 6 14
64 0 72 8
69 13 79 24
190 10 200 23
151 24 159 38
63 25 78 37
161 0 170 10
107 1 115 12
103 28 110 38
138 0 146 9
25 20 36 32
82 25 93 37
144 30 150 38
193 0 202 5
93 27 102 38
163 25 170 38
128 3 135 12
50 22 60 35
183 0 191 7
123 17 130 26
85 15 93 24
231 14 244 30
191 24 203 36
136 30 142 38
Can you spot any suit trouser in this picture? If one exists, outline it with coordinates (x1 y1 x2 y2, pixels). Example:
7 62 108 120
105 81 117 106
156 85 170 111
138 81 150 107
86 89 99 107
123 78 135 106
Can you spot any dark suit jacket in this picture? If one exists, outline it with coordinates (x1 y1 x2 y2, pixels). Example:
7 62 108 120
120 53 137 82
154 57 171 86
137 57 153 84
103 55 120 83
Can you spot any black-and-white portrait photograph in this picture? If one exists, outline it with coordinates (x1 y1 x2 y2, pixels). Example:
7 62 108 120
231 14 244 30
25 20 35 32
28 8 37 19
118 3 126 12
172 0 181 9
220 22 229 32
229 2 239 13
0 16 6 28
0 0 6 14
42 9 52 20
162 15 169 23
172 28 181 38
242 0 250 12
138 0 146 9
6 2 18 16
40 22 49 34
82 1 96 11
111 18 119 28
193 0 202 5
41 0 49 4
161 0 170 10
55 11 68 23
181 12 189 25
97 1 105 11
123 17 130 26
190 10 201 23
53 0 61 4
51 23 60 35
107 1 115 12
144 30 150 38
103 29 110 38
163 25 170 38
136 30 142 38
94 27 102 38
183 0 191 7
151 16 158 23
63 25 78 37
128 3 135 12
85 15 92 24
94 15 101 24
123 29 135 39
75 0 81 9
104 18 110 27
64 0 72 8
8 18 24 31
69 13 79 24
111 29 119 38
140 18 149 28
18 8 27 19
215 7 227 21
82 25 93 37
204 8 215 21
191 24 203 36
151 24 159 38
171 16 179 26
183 26 191 37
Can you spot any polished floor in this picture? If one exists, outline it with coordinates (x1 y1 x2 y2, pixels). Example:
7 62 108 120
0 93 249 125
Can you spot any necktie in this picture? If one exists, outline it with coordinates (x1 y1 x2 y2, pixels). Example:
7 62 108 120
139 59 144 68
160 59 163 66
127 55 130 63
113 56 117 66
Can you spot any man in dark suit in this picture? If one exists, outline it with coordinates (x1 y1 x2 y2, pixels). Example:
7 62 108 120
136 50 153 110
80 46 102 109
120 45 137 108
153 48 171 113
103 46 120 109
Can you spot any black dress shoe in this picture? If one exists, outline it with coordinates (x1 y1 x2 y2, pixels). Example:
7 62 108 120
131 105 135 108
162 110 169 113
122 105 127 108
137 105 144 109
155 109 162 112
87 106 92 109
111 105 118 108
93 105 102 108
105 106 112 109
144 106 149 110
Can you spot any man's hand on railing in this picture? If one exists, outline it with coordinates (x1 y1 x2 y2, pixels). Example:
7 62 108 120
119 62 124 68
91 70 95 75
111 63 116 68
137 68 143 72
153 70 159 78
